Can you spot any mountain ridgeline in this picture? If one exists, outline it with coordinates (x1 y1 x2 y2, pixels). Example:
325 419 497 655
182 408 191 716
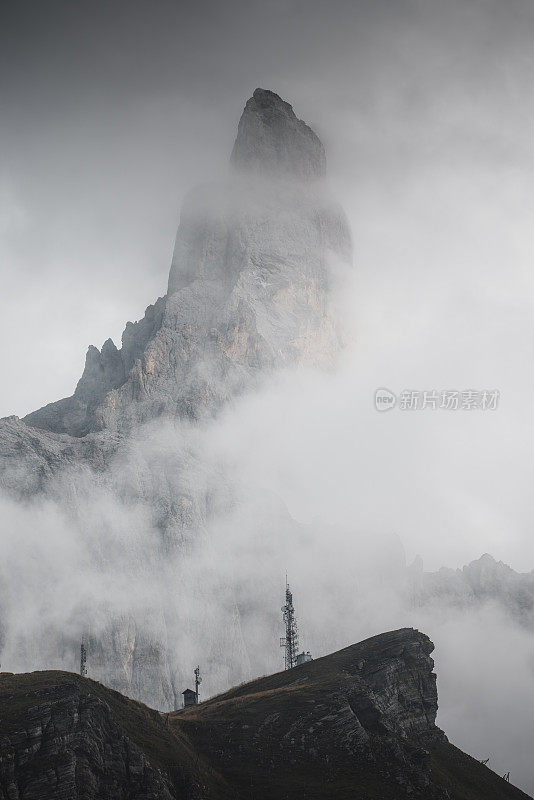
0 89 532 758
0 629 530 799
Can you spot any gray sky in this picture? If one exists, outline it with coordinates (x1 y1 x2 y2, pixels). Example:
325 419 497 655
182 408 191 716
2 0 534 571
3 5 534 789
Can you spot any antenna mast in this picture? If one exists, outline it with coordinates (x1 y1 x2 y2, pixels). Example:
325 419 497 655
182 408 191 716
280 579 299 669
80 637 87 677
194 665 202 703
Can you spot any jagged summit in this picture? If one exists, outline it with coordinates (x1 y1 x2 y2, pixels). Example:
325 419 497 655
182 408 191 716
21 296 166 436
10 89 350 443
230 88 326 179
0 90 352 708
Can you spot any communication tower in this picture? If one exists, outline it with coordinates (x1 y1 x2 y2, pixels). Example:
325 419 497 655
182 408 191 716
194 665 202 702
280 580 299 669
80 637 88 677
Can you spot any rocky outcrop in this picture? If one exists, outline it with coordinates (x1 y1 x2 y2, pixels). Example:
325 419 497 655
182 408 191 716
0 677 176 800
0 87 350 504
0 89 352 711
230 88 326 179
22 296 167 437
1 631 529 800
177 628 446 797
0 415 104 498
6 89 350 444
173 627 532 798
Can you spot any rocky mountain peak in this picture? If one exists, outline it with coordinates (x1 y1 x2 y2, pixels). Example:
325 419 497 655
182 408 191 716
230 88 326 179
15 89 347 442
0 90 352 710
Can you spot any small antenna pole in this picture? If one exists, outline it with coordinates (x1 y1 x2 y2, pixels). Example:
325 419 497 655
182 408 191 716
194 665 202 703
80 636 87 677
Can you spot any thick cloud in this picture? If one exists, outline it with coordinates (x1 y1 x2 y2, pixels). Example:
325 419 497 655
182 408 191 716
2 0 534 792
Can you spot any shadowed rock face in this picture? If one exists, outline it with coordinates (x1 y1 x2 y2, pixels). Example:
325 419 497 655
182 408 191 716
0 630 530 800
176 628 445 796
0 686 176 800
230 88 326 179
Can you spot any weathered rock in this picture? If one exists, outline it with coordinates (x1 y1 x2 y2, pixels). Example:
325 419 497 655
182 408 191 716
0 679 176 800
2 630 525 800
230 88 326 179
11 90 348 442
173 628 531 798
22 297 167 437
0 90 352 711
181 628 444 791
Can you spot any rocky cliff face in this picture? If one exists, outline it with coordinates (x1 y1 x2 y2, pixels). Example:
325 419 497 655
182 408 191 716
11 88 350 443
1 630 529 800
0 678 176 800
22 298 167 438
230 88 326 179
0 90 352 711
177 628 445 798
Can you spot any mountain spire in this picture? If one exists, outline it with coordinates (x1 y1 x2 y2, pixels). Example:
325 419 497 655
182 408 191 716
230 88 326 179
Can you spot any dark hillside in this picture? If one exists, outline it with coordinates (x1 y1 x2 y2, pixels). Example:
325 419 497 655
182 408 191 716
0 629 529 799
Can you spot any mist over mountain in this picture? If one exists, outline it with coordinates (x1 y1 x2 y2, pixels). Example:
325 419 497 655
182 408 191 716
1 630 530 800
2 89 350 460
1 88 534 794
0 89 353 705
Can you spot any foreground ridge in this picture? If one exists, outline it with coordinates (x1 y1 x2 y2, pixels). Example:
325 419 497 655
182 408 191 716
0 628 530 800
